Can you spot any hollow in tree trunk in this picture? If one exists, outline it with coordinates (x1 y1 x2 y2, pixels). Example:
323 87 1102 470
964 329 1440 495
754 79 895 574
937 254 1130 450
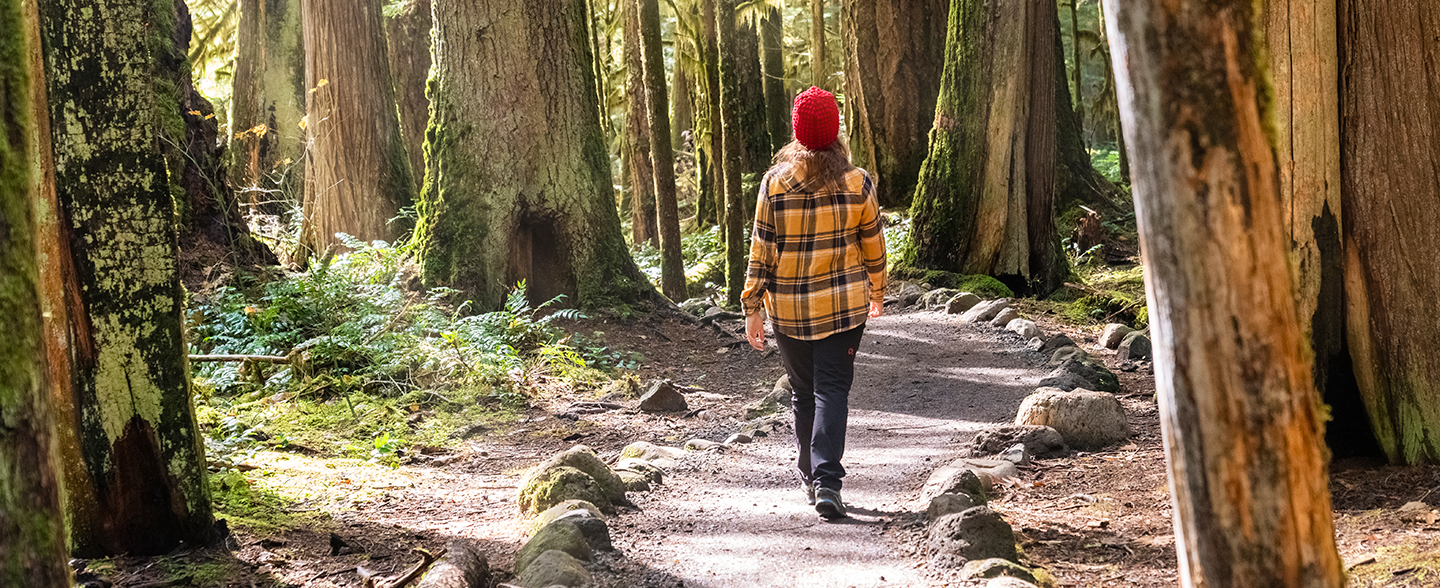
1105 0 1345 584
228 0 306 212
415 0 654 310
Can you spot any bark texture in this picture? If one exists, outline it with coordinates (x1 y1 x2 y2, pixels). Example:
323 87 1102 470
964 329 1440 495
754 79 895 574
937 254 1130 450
811 0 827 89
37 0 214 556
385 0 433 196
1052 25 1123 216
696 0 723 227
301 0 415 253
639 0 686 301
901 0 1067 297
735 19 773 173
843 0 948 208
1338 0 1440 464
228 0 305 208
623 0 658 246
416 0 653 310
1106 0 1345 585
717 0 745 305
760 6 788 154
2 0 69 583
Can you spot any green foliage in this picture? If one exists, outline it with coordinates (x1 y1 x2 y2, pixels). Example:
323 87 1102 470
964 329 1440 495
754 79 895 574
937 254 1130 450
209 469 320 534
634 224 727 299
890 267 1016 299
1047 262 1147 328
1088 148 1125 185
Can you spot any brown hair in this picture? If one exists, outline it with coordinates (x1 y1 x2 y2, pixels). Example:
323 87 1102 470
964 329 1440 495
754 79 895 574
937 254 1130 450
772 137 855 191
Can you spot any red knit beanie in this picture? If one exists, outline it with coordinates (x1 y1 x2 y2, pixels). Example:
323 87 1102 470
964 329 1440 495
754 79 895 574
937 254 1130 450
792 86 840 150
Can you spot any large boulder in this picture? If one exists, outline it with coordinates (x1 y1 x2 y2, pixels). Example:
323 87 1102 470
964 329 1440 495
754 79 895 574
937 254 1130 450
1099 324 1133 349
511 550 592 588
961 299 1012 323
518 446 627 514
637 379 689 412
514 520 591 576
988 308 1020 328
946 292 983 314
929 507 1019 569
619 442 687 469
1118 331 1153 360
969 425 1067 458
1015 388 1130 450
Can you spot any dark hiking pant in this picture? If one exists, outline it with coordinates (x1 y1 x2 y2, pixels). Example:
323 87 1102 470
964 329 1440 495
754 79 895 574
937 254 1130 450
775 324 865 492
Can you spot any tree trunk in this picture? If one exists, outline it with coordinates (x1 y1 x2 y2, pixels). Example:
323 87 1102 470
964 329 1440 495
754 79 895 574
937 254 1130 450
697 0 724 228
624 0 658 247
1068 0 1082 142
900 0 1067 297
385 0 432 196
1338 0 1440 465
301 0 415 254
36 0 215 556
843 0 948 208
1053 24 1123 216
415 0 654 310
228 0 305 213
2 1 69 583
639 0 687 301
672 62 694 151
717 0 746 306
1095 0 1129 184
811 0 826 89
761 5 788 154
736 20 773 173
1105 0 1345 585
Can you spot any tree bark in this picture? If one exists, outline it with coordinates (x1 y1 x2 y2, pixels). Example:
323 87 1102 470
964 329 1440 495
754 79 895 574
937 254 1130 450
735 19 773 172
2 1 69 583
1053 23 1123 216
697 0 724 227
761 5 788 154
301 0 415 254
843 0 948 208
623 0 658 247
385 0 432 196
1105 0 1345 585
228 0 305 211
900 0 1067 297
1338 0 1440 465
1095 0 1129 183
415 0 655 310
811 0 826 89
1068 0 1082 142
36 0 215 556
639 0 687 301
717 0 746 306
672 61 694 151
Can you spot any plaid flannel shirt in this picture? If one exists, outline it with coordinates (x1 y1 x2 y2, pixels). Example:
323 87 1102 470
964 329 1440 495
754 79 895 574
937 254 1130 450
741 165 888 341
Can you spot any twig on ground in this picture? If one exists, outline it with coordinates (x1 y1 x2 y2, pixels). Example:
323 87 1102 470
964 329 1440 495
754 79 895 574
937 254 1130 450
361 548 447 588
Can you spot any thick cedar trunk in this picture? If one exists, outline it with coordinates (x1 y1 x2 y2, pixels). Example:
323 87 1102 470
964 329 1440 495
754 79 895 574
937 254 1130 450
385 0 432 196
1105 0 1345 585
37 0 214 556
623 0 658 247
1053 26 1123 216
736 20 773 173
2 1 68 583
228 0 305 210
761 6 788 154
301 0 415 254
639 0 686 300
1262 0 1370 456
1338 0 1440 464
416 0 653 310
843 0 948 208
811 0 826 89
717 0 745 306
901 0 1067 297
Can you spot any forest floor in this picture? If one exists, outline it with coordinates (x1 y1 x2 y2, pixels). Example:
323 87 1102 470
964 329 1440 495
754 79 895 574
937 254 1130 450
89 305 1440 588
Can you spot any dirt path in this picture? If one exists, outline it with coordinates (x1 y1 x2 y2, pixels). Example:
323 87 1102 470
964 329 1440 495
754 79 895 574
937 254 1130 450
592 310 1052 587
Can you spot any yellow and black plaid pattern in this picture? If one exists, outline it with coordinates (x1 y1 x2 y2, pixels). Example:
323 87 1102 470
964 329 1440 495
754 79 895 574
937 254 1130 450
741 165 887 340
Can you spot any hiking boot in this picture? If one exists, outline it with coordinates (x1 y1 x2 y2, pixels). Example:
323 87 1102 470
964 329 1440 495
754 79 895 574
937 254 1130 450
815 487 846 519
803 483 816 505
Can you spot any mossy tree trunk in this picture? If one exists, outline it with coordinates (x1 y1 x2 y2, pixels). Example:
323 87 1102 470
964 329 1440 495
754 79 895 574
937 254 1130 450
639 0 687 301
1052 26 1123 216
811 0 826 89
623 0 658 247
735 19 773 173
385 0 432 197
416 0 654 310
717 0 746 306
300 0 415 254
900 0 1067 297
228 0 305 212
760 5 788 154
1338 0 1440 465
843 0 948 208
1106 0 1345 584
2 0 69 583
672 63 694 152
36 0 214 556
695 0 724 228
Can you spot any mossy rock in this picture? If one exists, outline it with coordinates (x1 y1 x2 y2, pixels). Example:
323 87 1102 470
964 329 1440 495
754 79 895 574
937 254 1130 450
522 445 626 511
518 466 610 515
514 520 592 576
619 441 687 468
512 549 592 588
617 469 651 492
526 500 604 537
891 268 1015 298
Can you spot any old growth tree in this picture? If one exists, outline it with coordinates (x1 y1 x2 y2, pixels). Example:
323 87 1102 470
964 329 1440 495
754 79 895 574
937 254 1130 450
229 0 306 207
416 0 653 310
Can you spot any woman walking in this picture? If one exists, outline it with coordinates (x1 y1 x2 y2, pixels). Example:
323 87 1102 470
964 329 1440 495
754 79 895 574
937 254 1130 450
742 87 888 520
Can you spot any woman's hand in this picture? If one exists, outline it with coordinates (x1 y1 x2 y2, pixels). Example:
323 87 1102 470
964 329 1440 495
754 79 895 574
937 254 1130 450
745 312 766 350
869 300 884 318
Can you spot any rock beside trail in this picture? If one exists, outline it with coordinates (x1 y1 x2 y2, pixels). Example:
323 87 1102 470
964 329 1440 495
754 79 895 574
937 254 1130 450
893 282 925 307
739 414 789 438
684 439 724 451
920 288 962 309
1099 324 1133 349
511 550 592 588
526 500 604 537
986 578 1041 588
1039 357 1119 393
1015 388 1130 450
929 507 1019 569
928 492 978 520
921 458 1014 503
518 446 627 514
946 293 983 314
514 521 592 576
744 375 791 419
1038 334 1078 353
1118 331 1152 360
678 298 710 316
961 299 1011 323
725 433 752 444
962 558 1038 584
416 539 490 588
1048 346 1089 366
1005 319 1042 340
619 442 687 469
616 470 651 492
614 458 663 485
988 308 1020 328
969 425 1067 458
637 379 689 412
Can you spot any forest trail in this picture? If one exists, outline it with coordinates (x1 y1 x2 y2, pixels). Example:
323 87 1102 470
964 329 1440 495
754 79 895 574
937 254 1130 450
594 310 1051 587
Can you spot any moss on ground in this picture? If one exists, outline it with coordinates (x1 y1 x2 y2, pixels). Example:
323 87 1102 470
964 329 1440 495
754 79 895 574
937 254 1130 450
210 470 325 535
890 267 1014 298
